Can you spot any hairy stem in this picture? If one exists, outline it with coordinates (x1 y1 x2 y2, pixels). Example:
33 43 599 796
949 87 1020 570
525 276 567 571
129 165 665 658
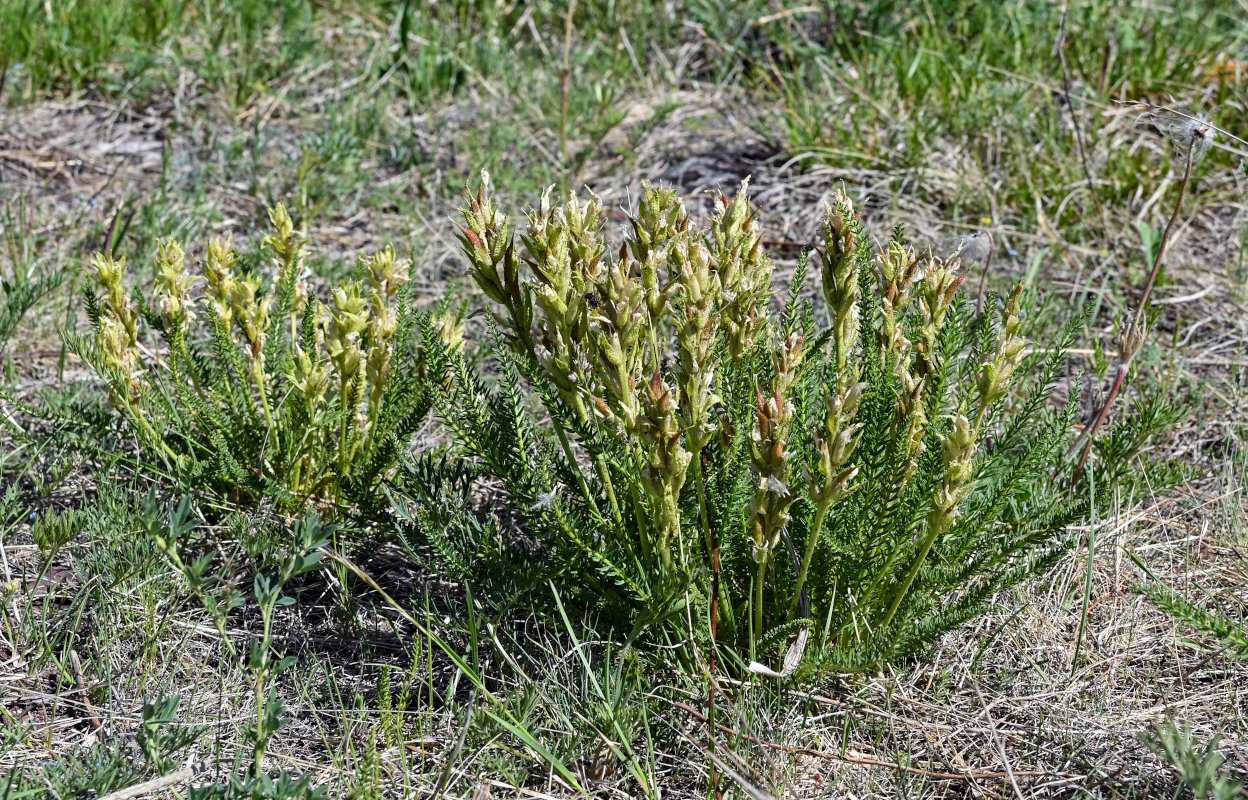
753 552 769 648
128 402 179 463
1135 145 1195 331
878 523 938 633
552 418 596 510
253 359 278 451
788 500 830 622
594 459 621 522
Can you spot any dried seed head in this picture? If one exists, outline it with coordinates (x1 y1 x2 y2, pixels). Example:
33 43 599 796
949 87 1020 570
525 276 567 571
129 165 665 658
955 230 993 265
1116 313 1147 362
1150 106 1217 166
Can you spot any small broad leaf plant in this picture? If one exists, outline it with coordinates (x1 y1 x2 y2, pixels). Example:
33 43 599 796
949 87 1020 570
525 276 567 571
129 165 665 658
426 174 1100 673
71 206 438 515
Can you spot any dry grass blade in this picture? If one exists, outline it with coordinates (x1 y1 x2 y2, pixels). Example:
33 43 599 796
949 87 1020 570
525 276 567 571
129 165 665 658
96 762 208 800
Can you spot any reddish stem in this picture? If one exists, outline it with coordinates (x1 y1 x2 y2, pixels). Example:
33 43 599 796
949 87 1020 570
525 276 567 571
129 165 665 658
706 453 723 800
974 230 995 317
1067 137 1196 487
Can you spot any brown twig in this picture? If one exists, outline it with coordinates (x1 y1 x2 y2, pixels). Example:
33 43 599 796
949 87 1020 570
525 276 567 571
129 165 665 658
1113 99 1248 150
1069 136 1197 485
973 680 1025 800
706 453 723 800
70 649 103 731
974 229 995 317
96 762 208 800
1133 146 1196 332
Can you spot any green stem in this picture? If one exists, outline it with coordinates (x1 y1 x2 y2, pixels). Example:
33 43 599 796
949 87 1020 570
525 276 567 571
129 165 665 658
863 388 952 606
753 551 769 648
627 479 651 565
879 409 984 632
512 315 616 526
594 458 622 522
788 500 831 622
252 605 273 779
253 357 278 450
691 454 712 559
172 323 207 395
878 520 942 633
566 391 624 526
570 394 622 525
129 403 178 463
692 453 735 642
551 417 603 522
337 375 354 482
290 453 304 497
363 388 383 463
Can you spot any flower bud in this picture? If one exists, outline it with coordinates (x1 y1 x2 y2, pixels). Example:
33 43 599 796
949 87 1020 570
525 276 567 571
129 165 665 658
154 238 196 321
204 237 239 327
90 252 138 344
431 311 465 351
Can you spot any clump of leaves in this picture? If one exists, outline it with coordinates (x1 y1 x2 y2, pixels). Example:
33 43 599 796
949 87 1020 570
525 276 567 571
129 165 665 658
65 205 438 515
1137 575 1246 799
1139 575 1248 660
0 695 203 800
1143 721 1244 800
31 508 85 558
153 497 329 782
409 174 1166 673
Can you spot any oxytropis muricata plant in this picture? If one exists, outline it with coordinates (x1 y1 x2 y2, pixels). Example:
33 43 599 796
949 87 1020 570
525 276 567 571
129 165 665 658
415 173 1150 673
68 205 439 515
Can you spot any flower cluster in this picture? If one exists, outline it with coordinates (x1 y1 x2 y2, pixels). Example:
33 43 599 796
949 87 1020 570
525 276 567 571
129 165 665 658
460 176 778 570
90 252 142 409
454 175 1048 664
79 204 423 510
